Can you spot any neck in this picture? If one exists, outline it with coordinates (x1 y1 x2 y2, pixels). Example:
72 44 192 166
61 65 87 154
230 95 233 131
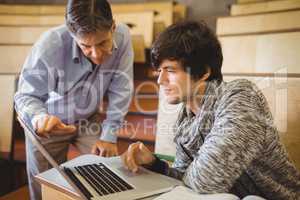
186 81 207 115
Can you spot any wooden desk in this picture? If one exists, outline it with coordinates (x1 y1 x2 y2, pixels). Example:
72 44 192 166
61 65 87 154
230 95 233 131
36 155 167 200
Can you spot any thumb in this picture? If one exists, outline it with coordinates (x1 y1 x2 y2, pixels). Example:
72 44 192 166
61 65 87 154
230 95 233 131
139 143 149 154
91 144 99 155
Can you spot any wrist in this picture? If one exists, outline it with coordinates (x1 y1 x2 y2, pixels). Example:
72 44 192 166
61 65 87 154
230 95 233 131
142 155 168 174
31 113 48 130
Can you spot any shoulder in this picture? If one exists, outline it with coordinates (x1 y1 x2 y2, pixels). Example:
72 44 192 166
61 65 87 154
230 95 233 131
32 25 72 58
114 23 132 47
220 79 261 99
223 79 258 94
216 79 266 111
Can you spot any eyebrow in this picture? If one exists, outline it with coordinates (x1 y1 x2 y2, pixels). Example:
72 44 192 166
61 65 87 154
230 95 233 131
80 38 109 47
160 66 177 70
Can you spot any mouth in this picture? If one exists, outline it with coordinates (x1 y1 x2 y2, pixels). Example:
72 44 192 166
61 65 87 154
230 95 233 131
163 89 172 95
91 58 104 65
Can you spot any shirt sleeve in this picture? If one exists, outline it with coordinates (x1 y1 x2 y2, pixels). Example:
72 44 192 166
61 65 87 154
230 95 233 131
181 86 266 193
100 28 134 143
14 45 53 129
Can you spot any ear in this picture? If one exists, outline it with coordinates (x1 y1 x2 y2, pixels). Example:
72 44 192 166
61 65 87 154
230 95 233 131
200 67 211 81
111 20 116 33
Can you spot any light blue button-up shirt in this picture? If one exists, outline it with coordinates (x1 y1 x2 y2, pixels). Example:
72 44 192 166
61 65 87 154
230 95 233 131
14 23 134 143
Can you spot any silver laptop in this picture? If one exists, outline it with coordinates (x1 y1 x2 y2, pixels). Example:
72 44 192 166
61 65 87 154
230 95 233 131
18 116 181 200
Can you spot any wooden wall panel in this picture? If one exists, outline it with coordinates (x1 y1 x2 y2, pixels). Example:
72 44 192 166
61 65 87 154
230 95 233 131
0 4 65 15
0 26 53 44
0 74 16 153
0 2 173 39
112 2 173 28
220 32 300 74
0 45 31 73
232 0 300 16
114 11 154 48
237 0 281 4
0 15 64 26
217 10 300 35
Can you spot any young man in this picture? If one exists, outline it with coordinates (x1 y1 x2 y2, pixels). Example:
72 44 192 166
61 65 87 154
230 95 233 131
14 0 133 199
121 21 300 199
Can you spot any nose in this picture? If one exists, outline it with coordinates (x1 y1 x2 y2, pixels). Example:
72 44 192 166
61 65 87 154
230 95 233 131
91 46 103 59
157 70 168 85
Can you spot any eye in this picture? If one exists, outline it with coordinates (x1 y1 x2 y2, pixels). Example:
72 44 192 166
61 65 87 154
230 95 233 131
167 69 175 72
98 39 110 48
81 44 91 49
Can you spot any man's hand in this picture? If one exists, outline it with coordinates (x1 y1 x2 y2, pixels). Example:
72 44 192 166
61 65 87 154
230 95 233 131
91 140 118 157
34 115 76 137
121 142 155 173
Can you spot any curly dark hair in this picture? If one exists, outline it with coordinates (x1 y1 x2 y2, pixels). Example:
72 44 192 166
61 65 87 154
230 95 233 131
151 20 223 82
66 0 113 36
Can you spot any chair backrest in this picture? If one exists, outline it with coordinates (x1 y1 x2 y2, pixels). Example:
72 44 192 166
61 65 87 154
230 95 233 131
0 74 17 153
217 10 300 36
0 4 65 15
111 1 173 38
220 31 300 74
0 15 64 26
0 26 53 44
114 11 154 48
155 89 181 157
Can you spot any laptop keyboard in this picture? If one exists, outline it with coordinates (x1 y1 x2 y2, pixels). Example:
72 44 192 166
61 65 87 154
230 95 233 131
64 163 134 198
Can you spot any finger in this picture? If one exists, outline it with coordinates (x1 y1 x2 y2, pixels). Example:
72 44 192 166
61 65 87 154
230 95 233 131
37 115 49 135
50 123 76 135
139 142 151 154
125 145 135 171
55 123 77 134
91 145 99 155
121 153 129 169
127 143 139 172
99 149 107 157
45 116 60 132
139 143 145 151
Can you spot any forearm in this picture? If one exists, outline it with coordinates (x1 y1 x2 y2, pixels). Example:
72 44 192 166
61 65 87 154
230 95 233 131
14 93 48 123
100 121 121 143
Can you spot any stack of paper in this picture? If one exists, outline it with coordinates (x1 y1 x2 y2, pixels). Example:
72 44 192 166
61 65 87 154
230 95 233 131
154 186 240 200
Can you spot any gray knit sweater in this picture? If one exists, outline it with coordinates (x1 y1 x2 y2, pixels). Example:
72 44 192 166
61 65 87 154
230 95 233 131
152 79 300 199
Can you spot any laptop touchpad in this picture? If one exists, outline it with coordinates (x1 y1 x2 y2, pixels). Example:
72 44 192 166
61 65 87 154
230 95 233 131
117 167 149 177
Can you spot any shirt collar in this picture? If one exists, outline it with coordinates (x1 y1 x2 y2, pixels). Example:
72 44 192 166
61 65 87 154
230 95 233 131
112 39 118 50
72 39 81 64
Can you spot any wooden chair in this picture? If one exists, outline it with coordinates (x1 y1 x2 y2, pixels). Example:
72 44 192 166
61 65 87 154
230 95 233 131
0 26 53 44
111 1 173 39
114 11 154 48
0 11 154 66
0 4 65 15
0 74 26 194
237 0 278 4
0 15 64 26
217 10 300 36
231 0 300 16
219 31 300 74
